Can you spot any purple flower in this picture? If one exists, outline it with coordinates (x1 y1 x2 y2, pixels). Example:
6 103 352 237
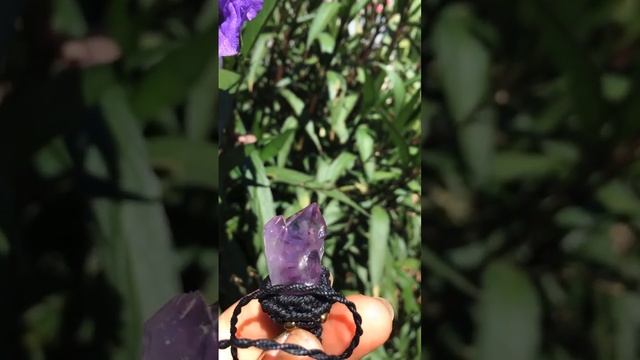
218 0 264 57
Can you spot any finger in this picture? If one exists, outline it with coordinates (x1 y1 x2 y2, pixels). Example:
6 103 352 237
220 298 281 338
259 329 324 360
219 298 282 360
219 294 395 360
321 295 394 359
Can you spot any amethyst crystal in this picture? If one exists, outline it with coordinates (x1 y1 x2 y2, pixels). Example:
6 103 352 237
142 292 217 360
263 203 327 285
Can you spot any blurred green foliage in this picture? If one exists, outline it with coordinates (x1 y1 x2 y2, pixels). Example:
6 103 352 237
219 0 422 358
1 0 217 358
426 0 640 359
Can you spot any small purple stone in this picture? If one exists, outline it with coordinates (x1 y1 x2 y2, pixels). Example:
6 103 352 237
263 203 327 285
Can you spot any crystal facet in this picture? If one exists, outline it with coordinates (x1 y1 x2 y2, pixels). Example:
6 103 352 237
263 203 327 285
142 292 218 360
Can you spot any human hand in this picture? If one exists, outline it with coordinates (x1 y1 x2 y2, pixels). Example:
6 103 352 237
219 294 394 359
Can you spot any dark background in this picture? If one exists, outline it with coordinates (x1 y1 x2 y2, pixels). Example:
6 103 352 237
0 0 218 358
425 0 640 359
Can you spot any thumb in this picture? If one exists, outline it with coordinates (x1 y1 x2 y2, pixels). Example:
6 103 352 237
259 328 325 360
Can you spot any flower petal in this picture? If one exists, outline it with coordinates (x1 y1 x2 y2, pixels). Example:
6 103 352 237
218 0 264 57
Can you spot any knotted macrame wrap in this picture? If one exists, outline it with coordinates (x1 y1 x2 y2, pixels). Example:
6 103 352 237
219 268 363 360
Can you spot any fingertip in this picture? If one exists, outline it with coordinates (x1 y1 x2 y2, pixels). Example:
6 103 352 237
219 299 282 360
373 296 395 321
219 299 281 339
322 294 393 359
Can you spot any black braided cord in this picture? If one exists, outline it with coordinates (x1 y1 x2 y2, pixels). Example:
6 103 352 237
219 268 363 359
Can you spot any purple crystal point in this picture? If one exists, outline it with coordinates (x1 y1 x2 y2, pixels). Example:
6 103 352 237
264 203 327 285
142 292 217 360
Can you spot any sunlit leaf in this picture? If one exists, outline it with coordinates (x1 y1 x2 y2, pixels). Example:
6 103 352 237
307 2 342 48
368 206 390 297
241 0 278 56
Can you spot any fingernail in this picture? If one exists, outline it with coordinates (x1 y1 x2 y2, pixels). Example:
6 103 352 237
258 331 290 359
375 297 395 320
274 331 290 343
286 329 322 349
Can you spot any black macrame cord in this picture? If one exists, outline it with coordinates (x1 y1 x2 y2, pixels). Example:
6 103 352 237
219 268 363 360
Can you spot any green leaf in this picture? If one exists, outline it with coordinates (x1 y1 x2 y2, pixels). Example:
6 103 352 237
219 69 242 91
362 70 384 110
241 0 278 56
322 189 367 215
381 115 411 168
146 137 218 190
349 0 369 17
476 262 541 360
265 166 315 185
279 89 305 116
317 152 356 184
432 4 490 122
316 33 336 53
356 125 375 180
266 167 330 191
195 0 216 31
459 107 496 185
52 0 88 37
82 65 117 105
494 152 560 182
306 2 342 48
368 206 390 296
596 180 640 218
383 65 406 114
326 71 346 100
260 130 295 161
423 245 478 297
554 207 595 228
247 34 272 91
614 293 640 360
33 136 73 178
90 86 180 358
107 0 137 53
131 29 214 118
561 226 619 268
602 73 631 102
329 94 358 144
23 294 65 354
523 0 604 136
246 152 275 249
397 90 421 130
186 62 216 140
278 117 299 167
305 122 323 153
